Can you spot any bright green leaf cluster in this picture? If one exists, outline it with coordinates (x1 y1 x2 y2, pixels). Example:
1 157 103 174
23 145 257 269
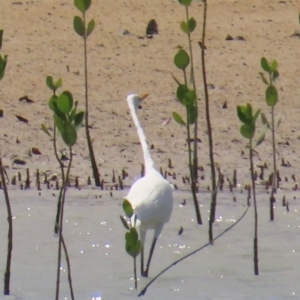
172 0 198 128
120 199 141 259
125 228 142 258
44 76 85 148
73 0 95 38
46 76 62 94
259 57 281 132
0 29 7 80
259 57 279 106
180 17 196 35
172 84 197 127
237 104 260 140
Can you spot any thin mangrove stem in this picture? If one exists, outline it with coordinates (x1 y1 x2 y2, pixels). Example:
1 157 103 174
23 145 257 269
53 124 65 234
82 11 101 186
55 150 73 300
0 158 13 295
250 140 259 275
200 0 217 239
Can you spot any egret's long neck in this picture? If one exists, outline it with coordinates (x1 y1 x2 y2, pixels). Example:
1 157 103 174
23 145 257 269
128 103 154 173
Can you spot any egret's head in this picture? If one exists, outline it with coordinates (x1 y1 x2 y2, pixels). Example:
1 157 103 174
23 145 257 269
127 94 148 110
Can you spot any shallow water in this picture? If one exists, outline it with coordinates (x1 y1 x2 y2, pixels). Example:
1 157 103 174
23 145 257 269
0 188 299 299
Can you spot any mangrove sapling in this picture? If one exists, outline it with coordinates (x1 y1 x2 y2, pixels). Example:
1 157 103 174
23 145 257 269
259 57 280 221
198 0 218 243
42 87 84 300
237 103 266 275
172 0 202 225
0 29 12 296
73 0 101 186
120 200 142 290
44 77 76 299
44 76 63 234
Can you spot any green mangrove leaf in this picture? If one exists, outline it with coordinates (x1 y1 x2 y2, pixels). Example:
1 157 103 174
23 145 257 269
46 76 55 90
61 121 77 147
265 85 278 106
261 112 270 129
55 78 62 89
41 124 51 137
87 19 95 37
258 72 269 85
253 109 261 122
270 60 278 73
74 111 85 128
240 124 255 140
172 112 186 126
174 49 190 70
176 84 188 104
120 215 130 230
69 107 77 123
123 199 133 218
261 57 271 73
180 21 190 34
74 16 85 37
275 116 281 130
74 0 91 12
246 103 253 117
48 95 57 111
57 91 73 114
53 114 64 133
237 105 251 125
0 55 8 80
255 125 267 147
188 17 196 33
178 0 192 6
187 105 198 125
126 228 139 245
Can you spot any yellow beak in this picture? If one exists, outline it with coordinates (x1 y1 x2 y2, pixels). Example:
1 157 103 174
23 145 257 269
139 94 149 101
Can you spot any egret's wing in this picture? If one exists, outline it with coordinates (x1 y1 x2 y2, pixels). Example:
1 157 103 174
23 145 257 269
126 174 173 224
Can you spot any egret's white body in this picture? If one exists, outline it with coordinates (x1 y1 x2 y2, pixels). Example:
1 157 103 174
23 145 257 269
125 94 173 277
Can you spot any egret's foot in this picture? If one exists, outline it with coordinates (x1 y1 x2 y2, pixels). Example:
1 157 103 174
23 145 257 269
141 270 148 277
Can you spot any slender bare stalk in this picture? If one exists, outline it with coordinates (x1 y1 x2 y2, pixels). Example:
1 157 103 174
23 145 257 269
0 158 13 295
200 0 217 242
270 105 276 221
187 118 202 224
82 12 101 186
133 257 137 290
249 140 259 275
62 236 75 299
183 63 202 225
51 124 75 300
55 151 73 300
53 125 65 234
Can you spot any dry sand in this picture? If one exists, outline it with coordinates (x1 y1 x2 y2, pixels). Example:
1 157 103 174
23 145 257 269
0 0 300 299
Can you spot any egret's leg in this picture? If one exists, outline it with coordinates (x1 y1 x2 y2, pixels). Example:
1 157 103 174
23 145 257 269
141 246 145 276
142 237 157 277
139 228 147 277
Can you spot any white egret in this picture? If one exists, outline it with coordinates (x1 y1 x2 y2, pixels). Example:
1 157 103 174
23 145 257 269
125 94 174 277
